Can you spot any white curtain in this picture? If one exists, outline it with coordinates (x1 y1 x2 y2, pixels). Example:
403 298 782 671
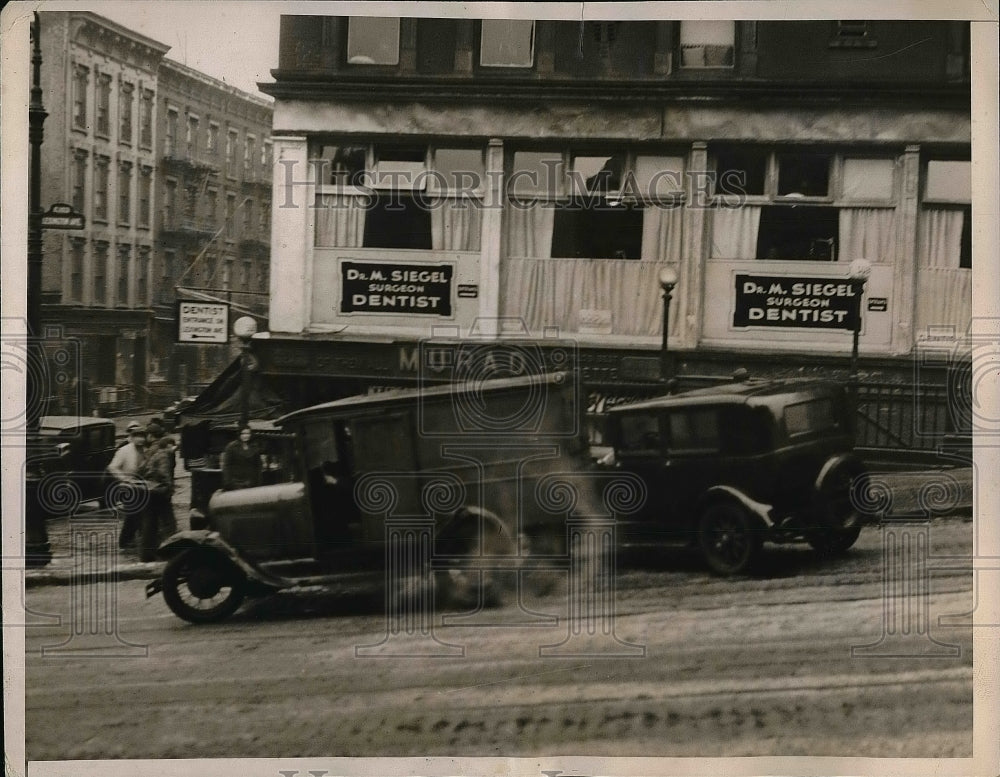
710 205 761 259
641 205 685 261
918 208 965 268
505 200 554 258
430 197 482 251
314 194 366 247
839 207 897 262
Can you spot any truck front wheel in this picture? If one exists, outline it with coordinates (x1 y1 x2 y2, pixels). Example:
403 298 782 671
161 548 246 624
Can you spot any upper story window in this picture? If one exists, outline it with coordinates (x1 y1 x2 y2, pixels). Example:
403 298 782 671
679 21 735 68
139 89 154 148
346 17 400 65
95 73 112 136
921 159 971 269
94 156 110 222
165 108 178 157
119 82 134 143
480 20 535 67
226 129 239 177
777 153 832 197
207 122 219 155
186 115 199 158
245 135 256 180
71 151 88 213
72 65 89 130
831 20 876 48
138 167 152 229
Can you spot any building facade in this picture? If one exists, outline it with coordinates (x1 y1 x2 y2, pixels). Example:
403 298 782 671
247 18 971 440
155 61 273 394
37 12 274 410
38 11 169 412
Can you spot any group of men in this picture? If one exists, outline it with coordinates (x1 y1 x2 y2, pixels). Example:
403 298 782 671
106 420 178 562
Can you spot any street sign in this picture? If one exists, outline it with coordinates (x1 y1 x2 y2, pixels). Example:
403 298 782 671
41 203 85 230
176 301 230 344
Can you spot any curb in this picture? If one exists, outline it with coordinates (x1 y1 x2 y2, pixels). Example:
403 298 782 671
24 561 165 589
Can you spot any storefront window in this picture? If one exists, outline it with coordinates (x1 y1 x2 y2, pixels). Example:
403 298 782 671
842 158 895 201
920 159 971 269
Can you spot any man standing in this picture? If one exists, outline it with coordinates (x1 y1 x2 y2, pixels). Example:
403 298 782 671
139 435 178 563
109 423 147 549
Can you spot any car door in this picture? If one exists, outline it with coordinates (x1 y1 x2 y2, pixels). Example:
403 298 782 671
612 409 671 534
660 406 724 537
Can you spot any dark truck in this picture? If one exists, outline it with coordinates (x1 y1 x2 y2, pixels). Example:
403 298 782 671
598 377 870 574
147 373 591 623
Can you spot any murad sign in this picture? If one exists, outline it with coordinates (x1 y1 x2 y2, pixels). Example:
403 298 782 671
177 301 230 343
733 274 861 330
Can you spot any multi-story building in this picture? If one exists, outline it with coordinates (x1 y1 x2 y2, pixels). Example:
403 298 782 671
37 11 274 410
38 11 169 411
155 60 273 392
251 17 971 424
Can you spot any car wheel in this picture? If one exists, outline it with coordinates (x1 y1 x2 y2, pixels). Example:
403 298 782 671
808 525 863 555
434 508 518 609
698 502 761 576
161 548 245 624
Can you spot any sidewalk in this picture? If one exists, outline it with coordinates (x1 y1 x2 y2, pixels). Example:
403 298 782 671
21 466 974 589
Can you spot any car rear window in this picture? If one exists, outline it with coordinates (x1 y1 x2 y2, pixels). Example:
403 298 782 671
618 413 661 452
783 398 836 436
667 409 721 453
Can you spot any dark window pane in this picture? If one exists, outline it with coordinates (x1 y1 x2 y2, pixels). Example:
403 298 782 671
756 205 839 260
619 413 661 452
777 153 831 196
417 19 457 73
363 193 432 249
551 200 643 259
714 147 768 196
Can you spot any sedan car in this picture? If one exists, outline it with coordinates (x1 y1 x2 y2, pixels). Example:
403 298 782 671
598 378 870 575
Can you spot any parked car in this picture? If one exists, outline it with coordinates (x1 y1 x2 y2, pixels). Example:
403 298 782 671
597 378 870 575
25 416 118 517
147 373 590 623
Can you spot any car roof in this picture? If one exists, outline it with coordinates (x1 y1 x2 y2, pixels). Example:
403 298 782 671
607 378 841 414
38 415 114 430
278 372 569 425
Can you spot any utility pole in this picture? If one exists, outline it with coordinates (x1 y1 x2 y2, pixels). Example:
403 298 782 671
26 12 51 565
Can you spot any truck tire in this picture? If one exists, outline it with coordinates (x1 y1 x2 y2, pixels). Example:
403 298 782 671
161 548 246 624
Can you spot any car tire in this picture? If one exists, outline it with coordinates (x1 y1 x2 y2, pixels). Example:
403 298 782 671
161 548 246 624
810 459 867 556
434 507 518 610
698 502 761 576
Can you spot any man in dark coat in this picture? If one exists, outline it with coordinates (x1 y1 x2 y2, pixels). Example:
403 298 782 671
139 436 178 562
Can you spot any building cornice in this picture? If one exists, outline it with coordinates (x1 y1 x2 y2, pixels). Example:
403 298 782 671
68 12 169 73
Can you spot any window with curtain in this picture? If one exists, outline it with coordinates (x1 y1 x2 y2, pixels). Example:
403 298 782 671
709 146 898 262
920 159 971 269
312 142 483 251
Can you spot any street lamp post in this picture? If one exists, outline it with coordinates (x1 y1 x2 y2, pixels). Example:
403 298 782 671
848 258 872 437
233 316 258 429
658 265 679 384
26 13 51 567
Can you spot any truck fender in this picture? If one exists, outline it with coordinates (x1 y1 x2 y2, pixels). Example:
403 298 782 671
814 453 867 493
696 486 775 529
150 531 287 596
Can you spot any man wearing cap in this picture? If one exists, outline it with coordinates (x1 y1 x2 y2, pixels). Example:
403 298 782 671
109 423 148 549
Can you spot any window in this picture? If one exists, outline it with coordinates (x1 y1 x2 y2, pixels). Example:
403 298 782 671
69 240 85 303
777 153 831 197
93 243 108 305
118 162 132 225
136 247 150 305
431 148 486 193
117 244 131 305
119 82 134 143
159 250 176 304
221 260 233 290
262 140 273 172
480 20 535 67
207 122 219 155
96 73 112 136
921 160 972 269
842 158 895 201
256 264 268 293
245 135 256 180
240 261 251 291
831 20 876 48
756 205 839 261
165 108 178 157
259 200 270 233
71 151 87 212
243 198 254 233
667 409 721 452
346 17 400 65
94 157 110 222
713 147 768 197
139 89 154 148
784 399 836 437
206 187 218 225
618 413 661 453
72 66 89 130
226 194 236 238
417 18 457 73
138 168 152 228
163 179 177 229
226 130 239 177
186 115 199 158
679 21 735 68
